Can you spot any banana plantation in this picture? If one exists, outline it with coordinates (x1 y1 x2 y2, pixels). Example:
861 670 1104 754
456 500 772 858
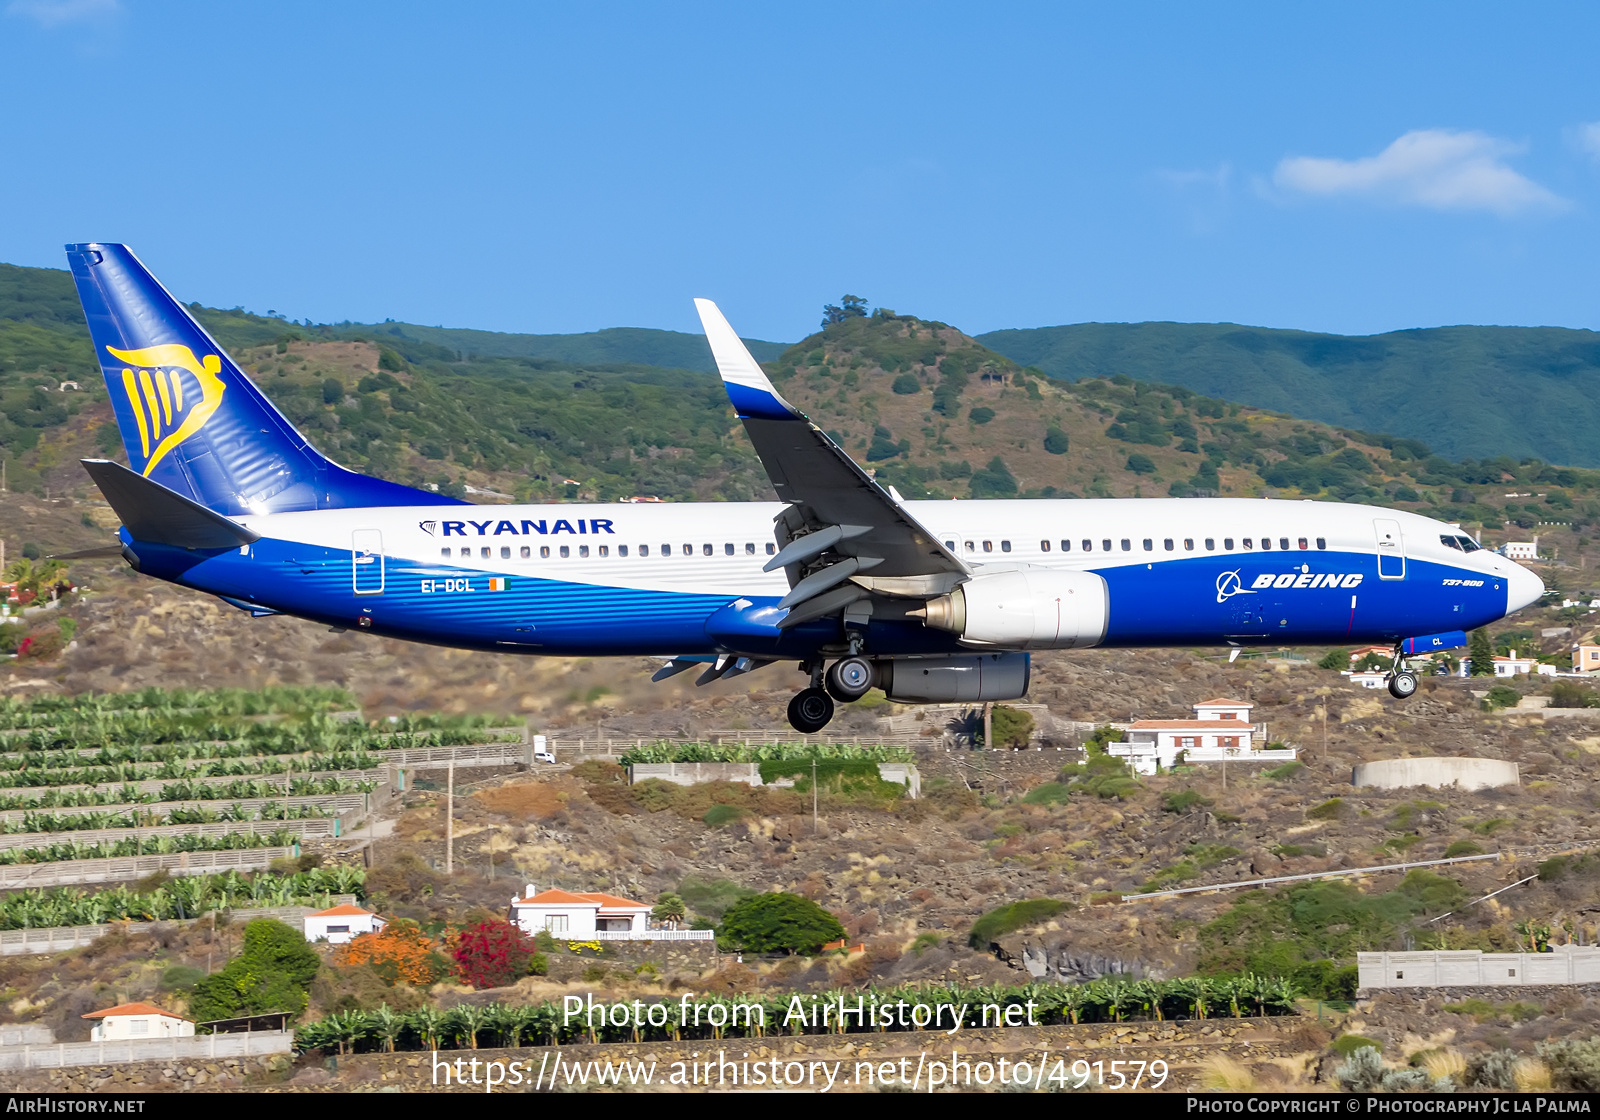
2 802 333 834
0 866 366 928
295 975 1301 1054
0 776 378 812
0 829 301 865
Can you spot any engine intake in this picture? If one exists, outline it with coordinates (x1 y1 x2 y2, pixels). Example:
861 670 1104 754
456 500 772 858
919 568 1109 649
875 653 1030 703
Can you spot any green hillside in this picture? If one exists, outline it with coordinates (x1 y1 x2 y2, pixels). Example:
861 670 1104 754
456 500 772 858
3 259 1600 568
0 260 782 374
977 321 1600 468
339 320 786 371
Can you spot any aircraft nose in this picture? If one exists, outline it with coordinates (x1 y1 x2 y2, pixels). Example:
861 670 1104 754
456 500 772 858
1505 563 1545 614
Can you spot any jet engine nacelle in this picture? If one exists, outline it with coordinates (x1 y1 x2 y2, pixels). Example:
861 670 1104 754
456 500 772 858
920 568 1109 649
875 652 1030 703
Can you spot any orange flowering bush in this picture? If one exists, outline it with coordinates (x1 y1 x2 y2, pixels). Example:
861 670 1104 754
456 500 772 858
335 920 442 985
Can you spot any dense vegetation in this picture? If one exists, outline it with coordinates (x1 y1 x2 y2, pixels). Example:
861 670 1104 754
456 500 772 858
979 320 1600 467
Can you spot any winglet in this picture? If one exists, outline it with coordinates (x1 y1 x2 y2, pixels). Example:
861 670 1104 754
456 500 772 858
694 299 799 421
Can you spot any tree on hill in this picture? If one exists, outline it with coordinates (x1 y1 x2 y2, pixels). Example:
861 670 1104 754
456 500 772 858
453 919 536 989
718 892 845 954
986 705 1034 748
968 456 1017 498
1468 628 1495 676
821 295 868 327
188 919 321 1022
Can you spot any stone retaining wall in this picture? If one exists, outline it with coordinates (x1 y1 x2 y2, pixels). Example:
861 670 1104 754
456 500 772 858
2 1017 1312 1092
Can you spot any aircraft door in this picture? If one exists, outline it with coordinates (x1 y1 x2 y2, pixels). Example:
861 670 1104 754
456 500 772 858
1373 518 1405 580
352 529 385 595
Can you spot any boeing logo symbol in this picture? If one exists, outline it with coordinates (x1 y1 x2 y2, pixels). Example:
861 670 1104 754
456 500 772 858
1216 570 1256 603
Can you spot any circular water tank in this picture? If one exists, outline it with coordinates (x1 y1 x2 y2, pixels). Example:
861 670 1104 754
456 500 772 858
1351 757 1520 791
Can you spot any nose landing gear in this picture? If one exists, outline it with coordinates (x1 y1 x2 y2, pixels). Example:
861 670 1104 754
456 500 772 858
1386 645 1419 699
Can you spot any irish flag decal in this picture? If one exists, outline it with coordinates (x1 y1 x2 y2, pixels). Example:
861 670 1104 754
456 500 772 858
489 577 508 591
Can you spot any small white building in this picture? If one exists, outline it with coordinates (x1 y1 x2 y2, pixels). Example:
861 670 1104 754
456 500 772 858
1491 650 1555 678
83 1002 194 1041
508 887 651 938
303 903 386 945
1504 541 1538 560
1107 697 1295 776
1346 670 1389 690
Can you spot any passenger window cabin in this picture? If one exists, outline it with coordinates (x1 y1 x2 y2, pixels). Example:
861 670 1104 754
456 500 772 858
1040 540 1051 552
540 546 550 558
1001 541 1011 553
559 545 570 558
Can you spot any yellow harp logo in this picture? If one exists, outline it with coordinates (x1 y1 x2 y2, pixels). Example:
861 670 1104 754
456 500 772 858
107 344 226 477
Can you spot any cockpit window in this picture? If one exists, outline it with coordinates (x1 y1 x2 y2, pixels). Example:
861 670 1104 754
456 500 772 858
1456 535 1483 553
1440 534 1463 551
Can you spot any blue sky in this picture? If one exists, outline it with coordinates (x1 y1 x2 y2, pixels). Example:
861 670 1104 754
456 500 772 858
4 2 1600 342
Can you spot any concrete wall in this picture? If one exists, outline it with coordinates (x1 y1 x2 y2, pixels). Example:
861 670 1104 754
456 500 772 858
629 762 920 799
1358 947 1600 989
0 1030 292 1071
1351 757 1520 791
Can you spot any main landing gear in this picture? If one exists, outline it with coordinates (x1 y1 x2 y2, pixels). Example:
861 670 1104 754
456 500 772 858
786 657 877 733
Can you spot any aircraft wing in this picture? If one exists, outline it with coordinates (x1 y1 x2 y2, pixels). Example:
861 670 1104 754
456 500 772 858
695 299 967 628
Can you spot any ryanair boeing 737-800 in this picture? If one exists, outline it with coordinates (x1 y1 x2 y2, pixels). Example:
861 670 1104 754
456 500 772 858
64 244 1544 732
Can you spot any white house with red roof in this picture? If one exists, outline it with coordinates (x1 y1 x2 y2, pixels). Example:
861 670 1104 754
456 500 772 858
303 903 387 944
83 1001 194 1041
508 886 653 938
1107 698 1296 776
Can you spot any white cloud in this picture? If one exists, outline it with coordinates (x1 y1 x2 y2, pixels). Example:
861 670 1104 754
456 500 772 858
1272 129 1563 216
5 0 118 27
1570 121 1600 161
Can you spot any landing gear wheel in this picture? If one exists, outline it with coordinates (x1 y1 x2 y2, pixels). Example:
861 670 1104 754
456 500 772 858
1388 670 1418 699
787 687 835 733
825 656 874 703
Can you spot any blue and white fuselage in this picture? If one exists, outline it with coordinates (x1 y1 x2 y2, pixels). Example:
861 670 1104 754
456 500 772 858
135 497 1539 657
66 243 1542 729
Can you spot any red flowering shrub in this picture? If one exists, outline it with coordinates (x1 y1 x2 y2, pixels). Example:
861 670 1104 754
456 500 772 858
453 919 534 989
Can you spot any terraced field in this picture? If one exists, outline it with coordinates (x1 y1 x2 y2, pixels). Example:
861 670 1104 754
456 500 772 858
0 687 519 882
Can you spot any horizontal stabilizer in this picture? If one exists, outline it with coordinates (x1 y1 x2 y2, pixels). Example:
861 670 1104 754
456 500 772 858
81 459 260 550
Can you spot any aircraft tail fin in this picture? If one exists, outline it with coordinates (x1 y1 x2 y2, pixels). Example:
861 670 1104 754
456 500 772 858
66 243 461 516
